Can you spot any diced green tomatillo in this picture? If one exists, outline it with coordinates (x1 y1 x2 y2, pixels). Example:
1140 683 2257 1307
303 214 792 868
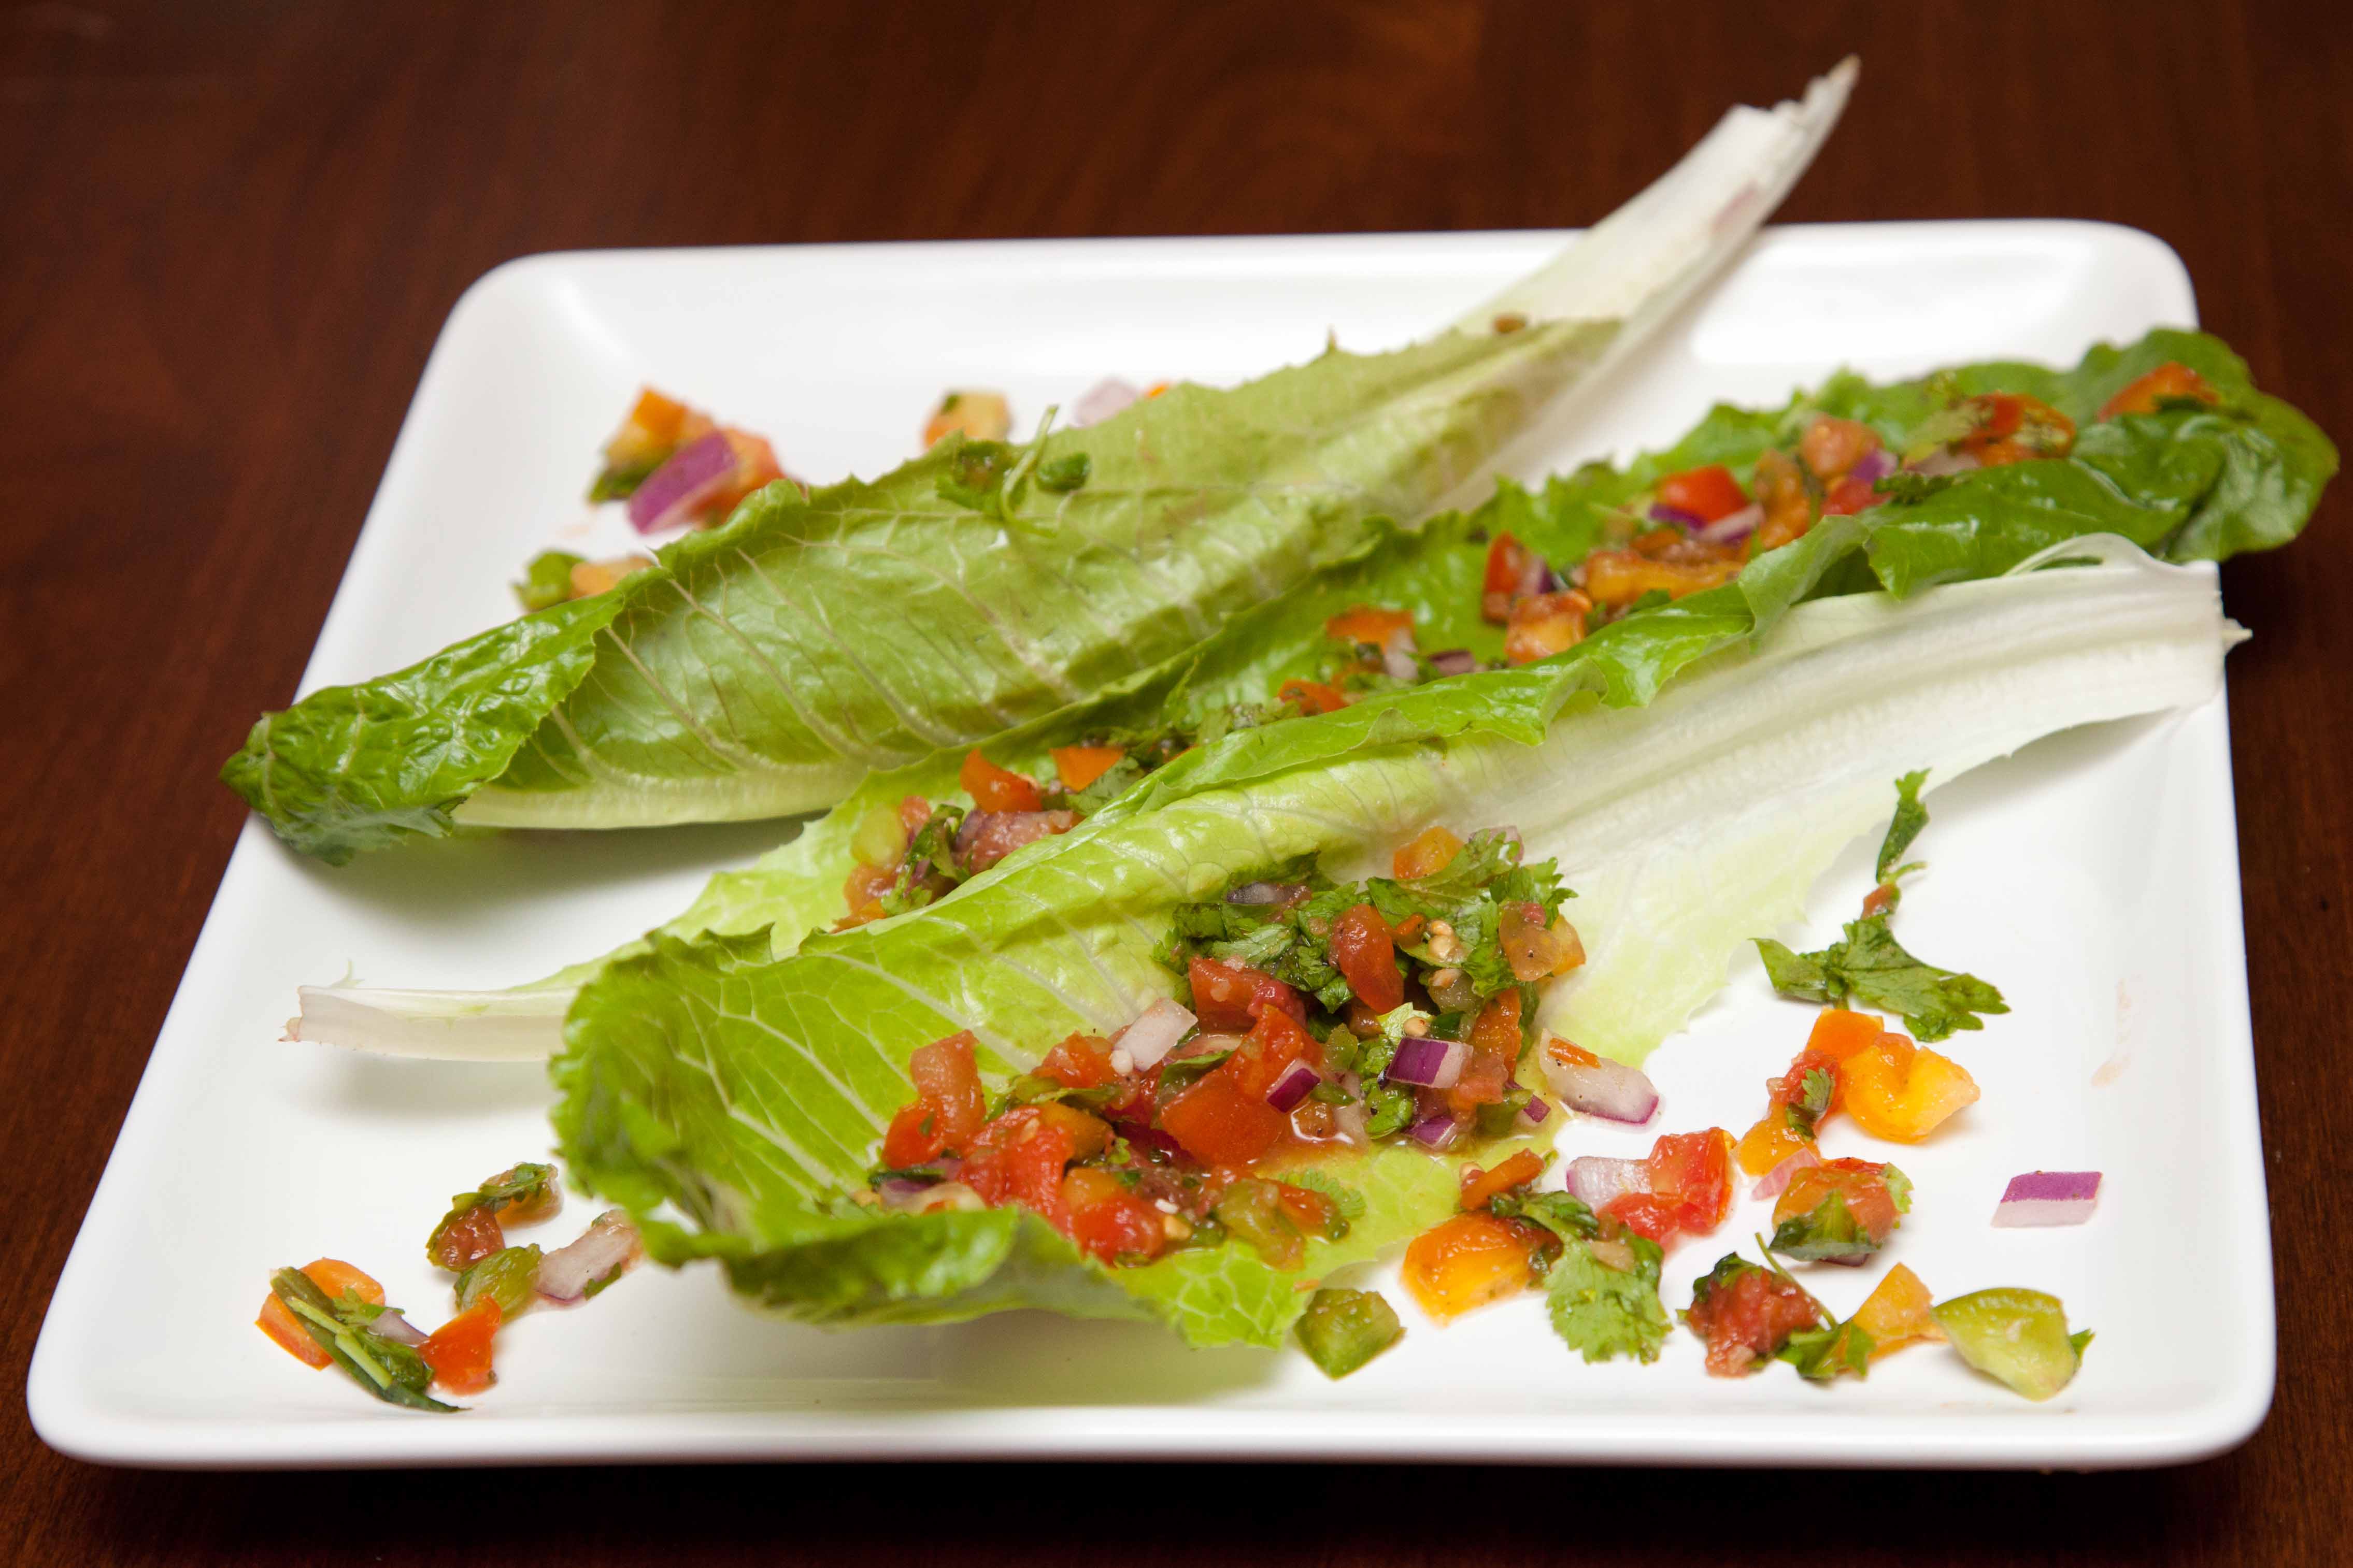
1932 1287 2092 1401
454 1244 545 1315
1212 1180 1304 1271
1295 1288 1404 1378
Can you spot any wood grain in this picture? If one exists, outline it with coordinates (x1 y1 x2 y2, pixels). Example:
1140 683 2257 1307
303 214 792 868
4 2 2347 1563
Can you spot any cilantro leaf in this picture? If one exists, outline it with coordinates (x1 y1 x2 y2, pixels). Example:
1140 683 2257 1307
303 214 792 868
1544 1234 1670 1364
1492 1189 1598 1242
1876 769 1929 884
1778 1320 1876 1381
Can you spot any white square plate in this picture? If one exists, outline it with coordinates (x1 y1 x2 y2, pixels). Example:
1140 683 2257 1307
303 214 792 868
28 221 2273 1470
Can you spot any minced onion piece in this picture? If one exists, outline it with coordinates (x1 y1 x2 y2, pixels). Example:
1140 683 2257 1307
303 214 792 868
1908 448 1982 478
1695 501 1763 544
1116 997 1194 1071
1565 1155 1649 1209
1752 1144 1822 1200
1226 880 1304 907
1427 649 1478 677
1408 1113 1460 1150
1991 1170 2102 1227
1648 502 1704 528
1850 447 1895 485
536 1210 643 1304
625 430 736 534
1382 645 1421 682
1387 1036 1466 1089
1265 1060 1321 1113
1538 1047 1659 1125
368 1310 427 1346
1069 377 1140 427
1519 1096 1552 1126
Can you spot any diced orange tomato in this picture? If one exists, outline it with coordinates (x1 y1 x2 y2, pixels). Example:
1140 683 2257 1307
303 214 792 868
258 1259 391 1369
702 429 784 521
1655 464 1751 523
302 1258 384 1305
2099 361 2220 421
1328 902 1403 1012
1957 393 2074 466
430 1206 506 1272
1820 473 1879 516
1160 1071 1288 1169
924 390 1013 447
1850 1262 1944 1358
881 1031 989 1166
1278 678 1349 715
1686 1263 1824 1376
1807 1008 1887 1062
1498 900 1579 981
1773 1157 1903 1243
1402 1212 1549 1322
1841 1032 1980 1142
1582 550 1743 608
1798 416 1883 482
1187 956 1305 1032
419 1297 502 1396
1392 825 1465 880
1749 448 1815 552
1063 1167 1167 1264
960 749 1043 813
1734 1116 1812 1177
1481 532 1543 622
1502 589 1591 665
839 860 895 926
1036 1032 1119 1089
1050 744 1127 793
1324 605 1415 646
1467 989 1522 1059
1458 1148 1545 1211
604 387 692 467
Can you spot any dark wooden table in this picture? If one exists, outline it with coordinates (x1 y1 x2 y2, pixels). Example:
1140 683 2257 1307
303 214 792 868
7 2 2348 1563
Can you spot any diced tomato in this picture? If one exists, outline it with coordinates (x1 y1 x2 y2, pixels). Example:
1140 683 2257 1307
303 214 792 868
960 749 1043 812
1498 900 1577 981
839 860 895 927
1467 989 1522 1059
1224 1004 1322 1099
1773 1157 1903 1244
1734 1116 1812 1178
1798 416 1883 482
1655 463 1751 523
700 429 785 521
880 1031 989 1166
1748 448 1815 552
1187 956 1306 1032
419 1297 502 1397
1860 882 1898 918
1503 589 1591 665
1582 550 1743 608
1278 679 1349 715
1159 1071 1288 1168
1402 1211 1549 1321
1481 531 1544 623
1037 1032 1119 1090
1392 825 1465 880
1646 1128 1735 1234
1842 1032 1979 1142
430 1206 506 1272
1805 1008 1886 1062
1820 473 1879 516
962 1103 1110 1227
255 1256 378 1371
1329 903 1403 1012
1957 393 2074 466
897 796 934 836
1458 1148 1545 1210
1063 1167 1167 1264
1050 744 1128 793
1601 1191 1681 1244
1275 1182 1345 1242
1685 1260 1825 1376
1850 1262 1943 1358
1769 1047 1848 1121
2099 361 2220 421
1324 605 1415 647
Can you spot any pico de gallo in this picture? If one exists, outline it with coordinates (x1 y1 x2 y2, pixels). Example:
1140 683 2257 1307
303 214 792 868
255 1158 641 1409
854 823 1584 1268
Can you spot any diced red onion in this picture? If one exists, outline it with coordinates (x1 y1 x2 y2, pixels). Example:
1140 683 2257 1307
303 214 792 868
1695 502 1763 544
1387 1035 1466 1089
1226 880 1302 906
1515 551 1549 599
625 430 737 534
1991 1170 2102 1228
1382 645 1421 682
1648 503 1704 529
369 1310 427 1346
876 1176 936 1213
1539 1049 1659 1125
1427 649 1477 677
1408 1113 1461 1150
1752 1144 1822 1200
535 1210 644 1305
1265 1060 1321 1113
1518 1096 1552 1126
1907 448 1981 479
1069 378 1140 427
1850 447 1895 485
1115 997 1194 1071
1565 1155 1649 1210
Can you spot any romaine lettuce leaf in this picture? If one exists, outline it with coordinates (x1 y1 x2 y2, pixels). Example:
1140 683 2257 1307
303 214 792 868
552 536 2241 1348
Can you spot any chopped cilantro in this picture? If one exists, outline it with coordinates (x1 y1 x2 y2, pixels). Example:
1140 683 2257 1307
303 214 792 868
1544 1233 1670 1364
